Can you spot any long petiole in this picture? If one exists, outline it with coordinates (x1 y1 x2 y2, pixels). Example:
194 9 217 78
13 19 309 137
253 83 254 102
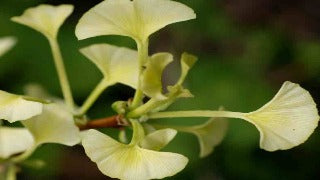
5 164 17 180
128 98 163 118
77 79 111 116
48 38 74 110
130 40 149 109
148 110 245 119
11 145 37 163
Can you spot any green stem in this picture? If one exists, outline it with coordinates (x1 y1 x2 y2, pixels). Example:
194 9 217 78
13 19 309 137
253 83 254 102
129 120 145 146
128 87 185 118
5 165 17 180
148 110 244 119
128 96 177 118
48 38 74 110
22 96 51 104
11 145 37 163
130 40 149 109
151 124 193 133
128 98 162 118
131 90 144 110
78 79 111 116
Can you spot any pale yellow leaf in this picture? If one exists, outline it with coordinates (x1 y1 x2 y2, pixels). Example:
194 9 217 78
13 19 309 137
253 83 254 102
0 90 43 123
243 81 319 151
76 0 196 42
12 4 73 39
0 127 34 159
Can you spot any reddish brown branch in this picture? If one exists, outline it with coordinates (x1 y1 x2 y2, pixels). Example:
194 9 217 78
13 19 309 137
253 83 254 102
79 115 122 130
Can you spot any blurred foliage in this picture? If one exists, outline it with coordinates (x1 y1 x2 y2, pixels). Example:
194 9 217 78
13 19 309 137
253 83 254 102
1 0 320 179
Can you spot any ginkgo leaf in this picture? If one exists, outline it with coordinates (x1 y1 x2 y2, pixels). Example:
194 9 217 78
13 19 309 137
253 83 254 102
141 53 173 99
143 53 196 113
0 127 34 159
75 0 196 42
81 129 188 180
173 117 228 158
167 86 193 98
242 81 319 151
140 128 177 151
0 90 43 123
176 53 198 85
22 103 80 146
24 84 55 101
11 4 73 39
194 118 228 158
80 44 139 89
0 37 16 58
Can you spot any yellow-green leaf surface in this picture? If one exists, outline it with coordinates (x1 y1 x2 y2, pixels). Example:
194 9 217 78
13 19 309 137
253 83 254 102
141 53 173 99
0 37 16 58
140 128 177 151
22 104 80 146
80 44 139 89
75 0 196 42
24 84 56 101
175 117 228 158
0 127 34 159
11 4 73 39
81 129 188 180
0 90 43 123
243 81 319 151
176 53 198 85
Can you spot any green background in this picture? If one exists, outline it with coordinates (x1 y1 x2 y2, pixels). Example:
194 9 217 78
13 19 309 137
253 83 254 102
1 0 320 179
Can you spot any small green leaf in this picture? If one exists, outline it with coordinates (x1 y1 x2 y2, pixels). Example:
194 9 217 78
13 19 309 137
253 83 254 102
174 117 228 158
177 52 198 86
112 101 128 114
167 85 193 98
141 53 173 99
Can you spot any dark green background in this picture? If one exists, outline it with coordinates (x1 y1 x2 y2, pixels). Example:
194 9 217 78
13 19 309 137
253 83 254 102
1 0 320 179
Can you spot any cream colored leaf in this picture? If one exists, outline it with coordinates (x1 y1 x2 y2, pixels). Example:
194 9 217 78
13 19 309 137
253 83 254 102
75 0 196 41
141 53 173 99
140 128 177 151
0 90 43 123
0 37 16 58
81 129 188 180
80 44 139 89
0 127 34 159
11 4 74 39
22 103 80 146
243 81 319 151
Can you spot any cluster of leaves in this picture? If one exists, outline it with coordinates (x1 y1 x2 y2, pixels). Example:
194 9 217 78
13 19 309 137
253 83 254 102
0 0 319 180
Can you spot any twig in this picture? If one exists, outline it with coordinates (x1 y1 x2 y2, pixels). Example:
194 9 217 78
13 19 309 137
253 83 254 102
79 115 123 130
